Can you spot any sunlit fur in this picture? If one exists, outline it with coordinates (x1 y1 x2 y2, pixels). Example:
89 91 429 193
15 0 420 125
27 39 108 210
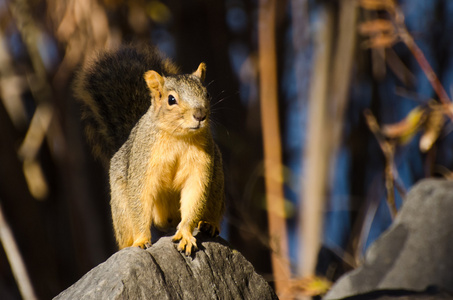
76 46 224 255
108 61 224 255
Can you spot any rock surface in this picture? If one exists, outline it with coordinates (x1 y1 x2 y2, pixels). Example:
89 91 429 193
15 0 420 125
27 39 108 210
324 179 453 300
54 232 277 300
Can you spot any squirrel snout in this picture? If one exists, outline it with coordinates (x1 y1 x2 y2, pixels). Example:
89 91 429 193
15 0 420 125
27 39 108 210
193 108 207 122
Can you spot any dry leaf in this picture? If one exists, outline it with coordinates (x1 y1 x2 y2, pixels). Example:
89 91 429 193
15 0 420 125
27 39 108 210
363 34 398 48
146 1 172 24
359 0 395 11
359 19 394 36
289 276 332 296
23 159 49 200
420 106 445 152
444 103 453 117
381 105 427 144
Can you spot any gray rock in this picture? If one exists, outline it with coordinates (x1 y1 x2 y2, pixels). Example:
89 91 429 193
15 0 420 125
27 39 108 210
325 179 453 300
54 233 277 299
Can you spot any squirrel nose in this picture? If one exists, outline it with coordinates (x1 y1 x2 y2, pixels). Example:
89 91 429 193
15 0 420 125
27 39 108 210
193 108 207 122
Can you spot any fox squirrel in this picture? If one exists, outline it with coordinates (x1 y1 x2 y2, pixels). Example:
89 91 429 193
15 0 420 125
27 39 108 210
74 45 225 255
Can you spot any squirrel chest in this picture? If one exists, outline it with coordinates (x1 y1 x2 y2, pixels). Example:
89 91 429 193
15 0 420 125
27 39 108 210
140 131 213 229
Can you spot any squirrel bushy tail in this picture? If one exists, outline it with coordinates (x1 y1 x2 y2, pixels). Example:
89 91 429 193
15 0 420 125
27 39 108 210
74 45 178 164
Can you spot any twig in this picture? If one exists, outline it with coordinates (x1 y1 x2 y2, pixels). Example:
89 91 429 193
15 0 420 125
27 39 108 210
391 7 453 119
0 203 37 300
364 110 397 218
383 142 397 219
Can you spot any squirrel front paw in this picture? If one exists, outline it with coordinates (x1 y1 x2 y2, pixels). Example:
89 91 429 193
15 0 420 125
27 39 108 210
172 229 197 256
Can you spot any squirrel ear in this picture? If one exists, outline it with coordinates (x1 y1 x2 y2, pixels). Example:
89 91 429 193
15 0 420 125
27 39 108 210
144 70 164 93
192 63 206 82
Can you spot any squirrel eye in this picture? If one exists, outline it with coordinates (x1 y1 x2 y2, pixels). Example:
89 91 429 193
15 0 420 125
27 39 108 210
168 95 177 106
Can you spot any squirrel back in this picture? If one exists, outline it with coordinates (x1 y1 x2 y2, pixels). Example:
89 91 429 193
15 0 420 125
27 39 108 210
75 45 179 164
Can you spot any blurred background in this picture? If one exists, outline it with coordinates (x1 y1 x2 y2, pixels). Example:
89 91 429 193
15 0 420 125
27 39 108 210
1 0 453 298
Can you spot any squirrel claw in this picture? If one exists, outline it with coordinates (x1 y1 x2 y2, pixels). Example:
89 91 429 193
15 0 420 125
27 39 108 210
131 239 152 249
172 230 197 256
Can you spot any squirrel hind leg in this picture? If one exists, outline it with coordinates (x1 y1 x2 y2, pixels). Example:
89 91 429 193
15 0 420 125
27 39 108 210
131 239 152 249
116 231 151 249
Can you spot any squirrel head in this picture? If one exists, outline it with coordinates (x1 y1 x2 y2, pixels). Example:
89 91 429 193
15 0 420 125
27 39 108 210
144 63 210 137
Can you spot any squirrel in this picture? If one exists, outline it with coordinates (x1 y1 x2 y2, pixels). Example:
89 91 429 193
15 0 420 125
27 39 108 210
74 45 225 255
